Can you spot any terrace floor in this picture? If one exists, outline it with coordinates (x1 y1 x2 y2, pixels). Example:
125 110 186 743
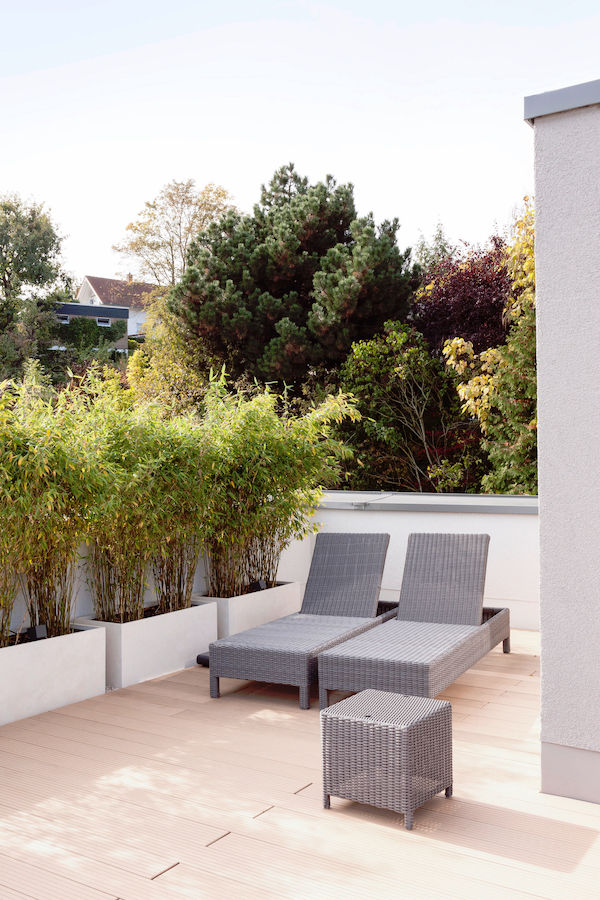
0 630 598 899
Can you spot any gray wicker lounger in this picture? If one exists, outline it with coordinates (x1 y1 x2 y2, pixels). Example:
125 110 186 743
318 533 510 709
208 532 391 709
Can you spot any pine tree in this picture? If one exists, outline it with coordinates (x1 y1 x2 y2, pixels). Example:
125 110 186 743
169 164 418 385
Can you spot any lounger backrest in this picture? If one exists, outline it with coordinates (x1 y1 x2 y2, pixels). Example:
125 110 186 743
300 532 390 617
397 533 490 626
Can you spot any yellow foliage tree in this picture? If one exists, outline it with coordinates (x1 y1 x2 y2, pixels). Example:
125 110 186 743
114 179 235 286
444 198 537 493
443 197 535 432
126 289 209 415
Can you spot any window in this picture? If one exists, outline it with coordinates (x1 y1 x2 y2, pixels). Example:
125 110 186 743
96 317 111 327
57 314 70 324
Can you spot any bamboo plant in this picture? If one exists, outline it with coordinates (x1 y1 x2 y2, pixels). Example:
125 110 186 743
78 368 210 621
146 415 210 614
0 362 102 640
78 368 162 623
201 378 358 598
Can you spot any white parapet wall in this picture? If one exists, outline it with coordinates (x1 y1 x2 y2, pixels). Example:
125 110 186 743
526 78 600 804
278 491 540 631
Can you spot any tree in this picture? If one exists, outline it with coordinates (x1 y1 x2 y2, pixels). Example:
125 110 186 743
444 199 536 494
113 179 235 286
338 322 484 493
413 223 457 271
200 376 358 597
411 237 511 355
0 194 62 332
170 163 418 386
0 293 60 380
481 305 536 493
126 289 209 415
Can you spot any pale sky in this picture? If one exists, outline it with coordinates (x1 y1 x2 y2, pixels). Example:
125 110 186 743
2 0 600 284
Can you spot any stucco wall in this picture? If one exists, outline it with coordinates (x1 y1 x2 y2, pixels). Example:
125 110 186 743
278 493 539 630
128 306 147 336
535 104 600 759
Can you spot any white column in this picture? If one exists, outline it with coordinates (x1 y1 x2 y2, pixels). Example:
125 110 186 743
526 80 600 803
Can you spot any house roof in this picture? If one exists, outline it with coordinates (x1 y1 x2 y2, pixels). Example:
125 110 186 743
84 276 159 309
57 302 129 320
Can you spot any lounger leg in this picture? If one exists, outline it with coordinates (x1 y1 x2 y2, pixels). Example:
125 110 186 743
445 785 453 798
210 674 220 698
324 793 330 809
319 685 329 710
299 685 310 709
405 813 413 830
503 636 511 654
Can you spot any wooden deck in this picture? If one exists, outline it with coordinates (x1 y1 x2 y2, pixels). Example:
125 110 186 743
0 629 598 899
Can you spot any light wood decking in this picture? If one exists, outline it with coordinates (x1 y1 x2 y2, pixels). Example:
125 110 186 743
0 630 598 899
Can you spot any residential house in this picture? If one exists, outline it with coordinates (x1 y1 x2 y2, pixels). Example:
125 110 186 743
77 275 158 338
54 302 129 352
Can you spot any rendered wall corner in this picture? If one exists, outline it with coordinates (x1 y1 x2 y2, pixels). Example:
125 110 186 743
532 96 600 802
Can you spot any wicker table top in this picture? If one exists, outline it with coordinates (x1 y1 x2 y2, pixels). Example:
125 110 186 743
320 689 451 729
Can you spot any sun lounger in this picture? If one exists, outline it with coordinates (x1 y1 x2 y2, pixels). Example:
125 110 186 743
317 533 510 709
208 532 391 709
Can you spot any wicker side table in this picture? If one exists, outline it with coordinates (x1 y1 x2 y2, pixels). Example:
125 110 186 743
321 689 452 829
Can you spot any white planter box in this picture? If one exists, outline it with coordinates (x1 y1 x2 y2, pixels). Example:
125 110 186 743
192 581 302 638
75 601 217 690
0 628 106 726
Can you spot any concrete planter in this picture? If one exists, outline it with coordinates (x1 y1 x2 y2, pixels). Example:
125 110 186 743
75 601 217 690
0 627 106 726
192 581 302 638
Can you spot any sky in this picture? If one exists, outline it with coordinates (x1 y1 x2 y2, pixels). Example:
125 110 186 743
2 0 600 283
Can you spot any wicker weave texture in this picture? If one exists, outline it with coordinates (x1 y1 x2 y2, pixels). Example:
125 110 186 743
321 689 452 829
318 606 510 707
210 614 385 686
398 533 490 626
301 533 390 617
208 532 390 708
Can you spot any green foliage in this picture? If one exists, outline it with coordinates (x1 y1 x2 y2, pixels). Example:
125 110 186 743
201 375 358 597
0 354 356 630
56 317 127 357
67 365 354 611
413 223 457 271
0 293 59 380
71 368 208 621
444 200 537 494
338 322 483 492
0 279 129 384
0 194 62 331
170 163 418 386
126 290 209 415
0 193 68 379
481 305 537 493
0 362 105 639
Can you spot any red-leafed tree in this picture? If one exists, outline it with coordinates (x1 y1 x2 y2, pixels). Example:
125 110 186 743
411 237 511 355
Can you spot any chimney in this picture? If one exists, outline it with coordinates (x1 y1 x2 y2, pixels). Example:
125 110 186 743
126 273 133 284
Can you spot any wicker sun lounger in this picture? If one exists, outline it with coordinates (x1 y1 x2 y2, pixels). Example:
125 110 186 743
318 533 510 709
208 532 391 709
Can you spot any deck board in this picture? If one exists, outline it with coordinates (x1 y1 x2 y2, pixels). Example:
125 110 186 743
1 629 599 898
